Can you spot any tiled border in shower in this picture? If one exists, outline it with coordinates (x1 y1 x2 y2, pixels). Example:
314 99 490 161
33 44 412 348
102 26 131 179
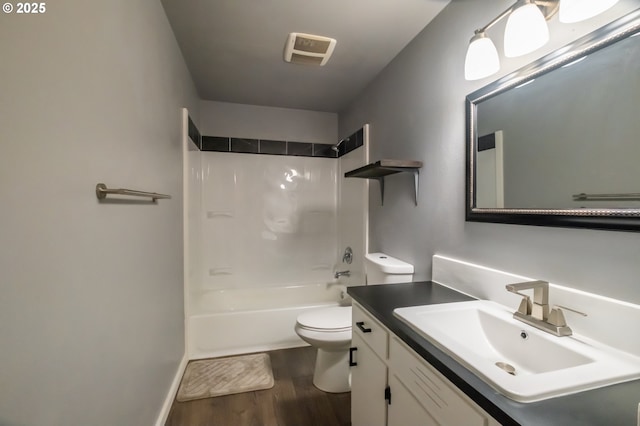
188 115 202 149
188 115 364 159
201 137 337 158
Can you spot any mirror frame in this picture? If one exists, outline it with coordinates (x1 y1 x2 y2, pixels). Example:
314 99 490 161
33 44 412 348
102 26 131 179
466 9 640 232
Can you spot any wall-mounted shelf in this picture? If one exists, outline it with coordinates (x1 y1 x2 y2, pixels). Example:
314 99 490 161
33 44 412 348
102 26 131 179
345 160 422 205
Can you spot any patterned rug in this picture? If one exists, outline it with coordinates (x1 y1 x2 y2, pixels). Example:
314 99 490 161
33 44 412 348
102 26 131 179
176 353 274 402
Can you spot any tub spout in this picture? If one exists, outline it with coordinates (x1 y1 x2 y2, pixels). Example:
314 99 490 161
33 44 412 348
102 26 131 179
334 270 350 279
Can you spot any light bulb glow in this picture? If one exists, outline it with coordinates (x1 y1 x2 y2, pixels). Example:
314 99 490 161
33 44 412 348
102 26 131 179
559 0 619 23
464 32 500 81
504 1 549 58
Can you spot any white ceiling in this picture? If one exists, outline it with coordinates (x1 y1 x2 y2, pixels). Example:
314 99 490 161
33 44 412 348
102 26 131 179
161 0 451 112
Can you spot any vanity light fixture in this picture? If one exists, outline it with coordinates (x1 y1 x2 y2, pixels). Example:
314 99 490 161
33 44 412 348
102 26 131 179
504 0 550 57
559 0 619 23
464 0 619 80
464 31 500 80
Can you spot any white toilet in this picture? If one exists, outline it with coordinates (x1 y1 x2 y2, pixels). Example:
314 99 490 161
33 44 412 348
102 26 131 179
295 306 353 392
364 252 415 285
294 252 414 393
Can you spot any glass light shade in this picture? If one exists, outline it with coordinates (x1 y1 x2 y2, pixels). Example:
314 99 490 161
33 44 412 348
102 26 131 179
464 32 500 80
504 1 550 58
559 0 619 23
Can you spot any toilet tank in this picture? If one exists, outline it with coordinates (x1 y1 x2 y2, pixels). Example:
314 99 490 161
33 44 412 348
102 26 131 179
364 252 414 285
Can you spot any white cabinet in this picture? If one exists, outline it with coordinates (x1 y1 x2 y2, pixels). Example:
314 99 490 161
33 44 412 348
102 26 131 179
389 336 500 426
351 302 500 426
352 302 389 358
351 333 388 426
351 303 390 426
387 374 437 425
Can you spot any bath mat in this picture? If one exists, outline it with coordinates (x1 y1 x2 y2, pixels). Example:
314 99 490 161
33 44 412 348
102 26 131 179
176 353 274 402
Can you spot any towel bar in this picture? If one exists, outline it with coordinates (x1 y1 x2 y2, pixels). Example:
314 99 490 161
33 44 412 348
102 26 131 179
95 183 171 201
572 192 640 201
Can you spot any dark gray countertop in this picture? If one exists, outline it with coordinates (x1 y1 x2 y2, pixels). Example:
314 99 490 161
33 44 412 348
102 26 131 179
348 281 640 426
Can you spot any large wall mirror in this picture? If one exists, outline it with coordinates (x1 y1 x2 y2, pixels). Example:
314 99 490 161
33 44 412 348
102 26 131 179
466 9 640 232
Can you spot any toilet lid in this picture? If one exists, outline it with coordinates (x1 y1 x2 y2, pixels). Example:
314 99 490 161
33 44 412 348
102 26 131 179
297 306 352 331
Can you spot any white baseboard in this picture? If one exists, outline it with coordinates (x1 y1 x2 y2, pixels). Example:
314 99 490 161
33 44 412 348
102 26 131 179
155 353 188 426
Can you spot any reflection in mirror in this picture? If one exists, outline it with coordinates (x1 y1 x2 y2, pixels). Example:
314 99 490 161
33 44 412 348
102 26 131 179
475 131 504 208
477 34 639 209
466 9 640 231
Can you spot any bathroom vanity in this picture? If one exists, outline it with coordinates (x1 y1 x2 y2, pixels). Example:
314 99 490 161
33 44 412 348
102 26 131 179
348 282 640 426
351 297 499 425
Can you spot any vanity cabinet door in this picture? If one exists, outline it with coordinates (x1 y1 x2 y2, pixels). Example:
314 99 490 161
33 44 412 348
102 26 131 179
389 336 499 426
387 373 437 426
350 332 388 426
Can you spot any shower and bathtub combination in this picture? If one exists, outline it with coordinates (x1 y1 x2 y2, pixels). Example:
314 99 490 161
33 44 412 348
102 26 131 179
185 126 370 362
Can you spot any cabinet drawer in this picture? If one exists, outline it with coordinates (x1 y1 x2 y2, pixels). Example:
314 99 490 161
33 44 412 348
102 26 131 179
389 336 490 426
352 303 389 360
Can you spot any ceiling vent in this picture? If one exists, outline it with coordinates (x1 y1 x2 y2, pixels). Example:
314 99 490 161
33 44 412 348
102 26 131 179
284 33 337 66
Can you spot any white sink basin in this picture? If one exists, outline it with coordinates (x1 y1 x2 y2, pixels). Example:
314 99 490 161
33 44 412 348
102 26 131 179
394 300 640 402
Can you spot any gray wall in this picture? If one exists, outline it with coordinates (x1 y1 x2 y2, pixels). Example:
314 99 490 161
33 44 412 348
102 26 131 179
0 1 198 425
339 0 640 304
199 100 338 143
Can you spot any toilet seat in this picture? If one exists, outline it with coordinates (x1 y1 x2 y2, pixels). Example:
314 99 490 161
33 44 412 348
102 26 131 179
296 306 352 332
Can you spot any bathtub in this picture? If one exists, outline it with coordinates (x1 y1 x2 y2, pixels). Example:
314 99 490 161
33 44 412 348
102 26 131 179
188 283 347 359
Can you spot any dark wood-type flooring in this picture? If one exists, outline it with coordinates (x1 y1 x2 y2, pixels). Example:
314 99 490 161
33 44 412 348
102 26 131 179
166 346 351 426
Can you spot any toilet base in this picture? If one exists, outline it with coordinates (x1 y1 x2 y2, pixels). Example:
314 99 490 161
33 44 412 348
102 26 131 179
312 348 351 393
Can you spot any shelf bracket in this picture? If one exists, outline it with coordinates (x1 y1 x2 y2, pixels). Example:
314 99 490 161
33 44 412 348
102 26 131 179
375 177 385 205
381 167 419 206
344 160 421 206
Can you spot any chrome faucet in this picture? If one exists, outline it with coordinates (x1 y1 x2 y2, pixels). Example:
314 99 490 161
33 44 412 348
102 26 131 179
334 270 350 279
505 280 586 337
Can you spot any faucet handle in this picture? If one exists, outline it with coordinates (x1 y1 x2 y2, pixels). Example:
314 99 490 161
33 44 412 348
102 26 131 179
517 296 533 316
342 247 353 264
548 305 587 327
505 284 532 315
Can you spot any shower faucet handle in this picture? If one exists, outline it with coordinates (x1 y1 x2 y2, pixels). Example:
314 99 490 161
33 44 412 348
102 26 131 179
342 247 353 264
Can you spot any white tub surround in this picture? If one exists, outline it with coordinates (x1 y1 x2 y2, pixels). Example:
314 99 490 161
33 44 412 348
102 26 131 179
192 283 345 315
196 152 338 291
186 149 340 357
336 124 369 288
